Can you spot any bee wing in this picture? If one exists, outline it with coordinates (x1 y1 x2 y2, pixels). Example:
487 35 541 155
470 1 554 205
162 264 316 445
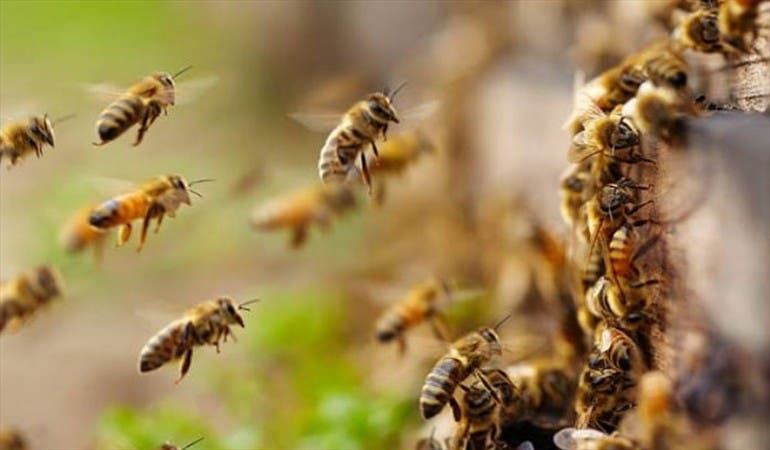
566 134 602 164
288 111 343 133
553 427 607 450
81 175 140 199
83 82 127 101
174 75 219 106
397 100 441 125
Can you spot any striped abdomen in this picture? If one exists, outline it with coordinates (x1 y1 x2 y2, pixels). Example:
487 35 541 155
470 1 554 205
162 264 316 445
375 299 429 342
318 124 366 184
420 356 469 419
89 192 150 229
608 225 634 279
96 95 145 143
581 241 605 289
139 319 190 373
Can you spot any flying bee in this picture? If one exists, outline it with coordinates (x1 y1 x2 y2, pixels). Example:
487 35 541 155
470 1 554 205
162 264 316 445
314 84 404 192
0 427 28 450
60 205 109 263
674 7 725 52
0 114 74 168
375 278 453 355
369 130 434 203
0 266 63 334
419 315 510 420
250 183 356 248
88 175 210 252
553 427 638 450
92 66 192 146
157 437 204 450
138 297 258 383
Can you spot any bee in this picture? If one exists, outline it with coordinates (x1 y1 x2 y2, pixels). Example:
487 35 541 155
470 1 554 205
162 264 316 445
502 361 575 427
60 205 108 262
568 99 648 171
451 371 509 450
92 66 191 146
316 84 404 192
639 43 689 89
622 81 692 138
157 437 204 450
585 178 652 258
375 278 452 355
0 114 73 168
559 163 592 227
553 427 638 450
250 184 356 248
673 7 724 53
584 277 656 331
138 297 258 383
0 427 28 450
419 315 510 420
88 175 210 252
0 265 63 334
719 0 765 52
369 130 434 204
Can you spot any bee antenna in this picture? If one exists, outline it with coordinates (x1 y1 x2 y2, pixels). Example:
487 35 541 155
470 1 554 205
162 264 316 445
493 313 513 331
173 65 194 79
181 437 204 450
387 81 407 100
189 178 215 186
238 298 261 311
52 114 76 125
188 189 203 198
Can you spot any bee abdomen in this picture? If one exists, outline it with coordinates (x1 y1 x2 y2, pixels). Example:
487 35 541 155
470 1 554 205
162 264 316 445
97 96 143 142
375 312 405 342
138 323 186 373
88 199 122 228
420 357 466 419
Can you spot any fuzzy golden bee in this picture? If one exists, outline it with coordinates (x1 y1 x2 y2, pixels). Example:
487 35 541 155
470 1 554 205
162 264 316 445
450 371 510 450
93 66 191 146
0 114 73 168
502 360 575 427
60 205 109 262
138 297 258 383
375 278 452 355
419 316 509 420
316 85 403 192
88 174 210 252
559 163 592 227
585 178 652 258
0 266 63 334
157 437 204 450
250 184 356 248
719 0 766 52
674 7 724 52
622 81 692 137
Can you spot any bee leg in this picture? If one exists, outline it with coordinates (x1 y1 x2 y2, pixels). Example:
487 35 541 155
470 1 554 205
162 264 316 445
360 152 372 195
154 212 165 233
429 313 452 342
134 110 151 146
290 226 308 248
449 396 463 422
396 335 407 357
474 369 502 404
138 204 160 252
117 224 132 247
175 349 193 384
370 139 381 165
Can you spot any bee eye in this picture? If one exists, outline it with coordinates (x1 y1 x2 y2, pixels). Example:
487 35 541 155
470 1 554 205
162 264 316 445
370 102 387 117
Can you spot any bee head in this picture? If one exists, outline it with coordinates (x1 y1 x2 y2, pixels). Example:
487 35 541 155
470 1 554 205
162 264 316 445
695 12 721 47
29 115 56 147
167 175 192 205
478 327 502 356
218 297 245 328
610 116 640 150
367 92 400 124
152 72 177 105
